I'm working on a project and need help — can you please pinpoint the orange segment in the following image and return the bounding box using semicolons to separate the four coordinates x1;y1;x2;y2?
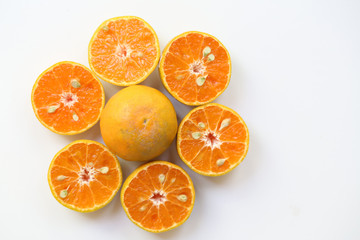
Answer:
53;151;80;172
88;16;160;86
67;142;87;166
50;166;78;188
163;168;191;192
89;180;114;205
124;188;150;208
177;75;198;103
127;200;153;222
72;184;95;209
95;168;121;190
121;161;195;233
179;116;202;140
137;170;156;191
160;31;231;105
146;164;170;190
128;177;154;197
186;33;205;60
177;103;249;176
210;148;230;173
190;146;212;172
31;61;105;135
48;140;122;212
167;188;194;208
164;201;189;223
178;140;205;160
220;122;248;142
167;37;194;64
221;142;247;165
159;204;174;229
204;105;224;131
141;206;163;231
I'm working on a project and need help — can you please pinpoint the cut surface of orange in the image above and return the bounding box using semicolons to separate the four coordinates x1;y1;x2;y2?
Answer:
88;16;160;86
121;161;195;233
31;61;105;135
177;103;249;176
48;140;122;212
159;31;231;105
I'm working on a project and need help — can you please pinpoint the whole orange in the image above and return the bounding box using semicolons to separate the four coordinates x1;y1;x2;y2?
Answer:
100;85;178;161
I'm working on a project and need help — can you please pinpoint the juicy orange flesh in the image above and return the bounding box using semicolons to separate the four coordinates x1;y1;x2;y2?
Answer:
49;142;120;209
123;163;193;231
163;33;230;103
179;105;248;174
33;63;103;133
90;18;158;83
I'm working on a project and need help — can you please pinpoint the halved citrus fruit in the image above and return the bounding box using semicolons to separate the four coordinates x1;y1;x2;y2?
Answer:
159;31;231;105
31;61;105;135
177;103;249;176
48;140;122;212
88;16;160;86
121;161;195;233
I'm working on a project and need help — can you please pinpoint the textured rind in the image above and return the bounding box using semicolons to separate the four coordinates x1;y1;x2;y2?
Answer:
48;140;122;212
31;61;105;135
177;103;249;176
88;16;161;86
120;161;195;233
100;85;178;161
159;31;232;106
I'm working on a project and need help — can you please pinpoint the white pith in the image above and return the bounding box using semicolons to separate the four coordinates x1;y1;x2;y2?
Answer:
115;44;133;59
77;165;97;186
200;130;222;150
189;60;206;75
149;190;167;206
60;92;78;108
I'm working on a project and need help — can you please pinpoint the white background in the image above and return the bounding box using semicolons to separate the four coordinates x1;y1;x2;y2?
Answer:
1;0;359;239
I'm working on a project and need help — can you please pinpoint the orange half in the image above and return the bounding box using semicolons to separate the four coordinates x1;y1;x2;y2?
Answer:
159;31;231;105
121;161;195;233
48;140;122;212
31;61;105;135
88;16;160;86
177;103;249;176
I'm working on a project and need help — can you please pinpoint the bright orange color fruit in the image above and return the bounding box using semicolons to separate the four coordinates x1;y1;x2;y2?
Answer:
88;16;160;86
159;31;231;105
100;85;178;161
121;161;195;233
31;61;105;135
48;140;122;212
177;103;249;176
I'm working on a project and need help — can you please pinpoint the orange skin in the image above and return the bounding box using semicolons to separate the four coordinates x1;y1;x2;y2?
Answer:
100;85;178;161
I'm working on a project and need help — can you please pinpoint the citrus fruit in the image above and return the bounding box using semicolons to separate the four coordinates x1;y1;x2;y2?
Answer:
177;103;249;176
100;85;177;161
121;161;195;232
31;61;105;135
48;140;122;212
88;16;160;86
159;31;231;105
